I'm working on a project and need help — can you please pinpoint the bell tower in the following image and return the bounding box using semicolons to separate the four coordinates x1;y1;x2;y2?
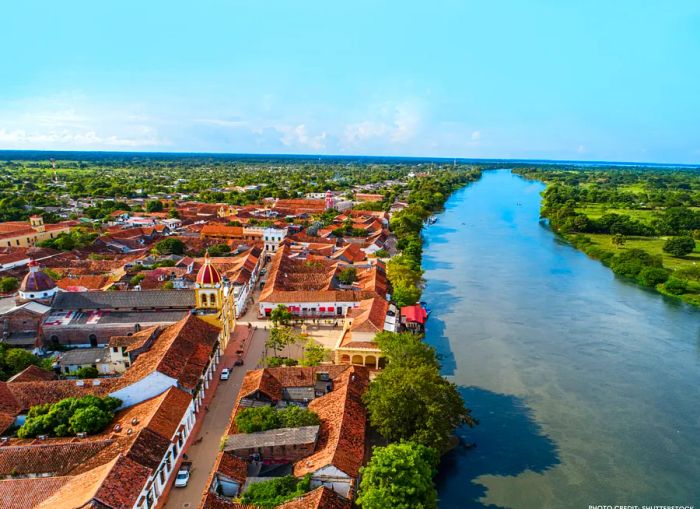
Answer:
195;251;223;310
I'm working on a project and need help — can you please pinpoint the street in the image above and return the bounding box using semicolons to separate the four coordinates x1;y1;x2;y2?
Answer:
163;323;267;509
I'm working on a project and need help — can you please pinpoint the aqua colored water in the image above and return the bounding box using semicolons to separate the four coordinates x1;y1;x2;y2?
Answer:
423;170;700;508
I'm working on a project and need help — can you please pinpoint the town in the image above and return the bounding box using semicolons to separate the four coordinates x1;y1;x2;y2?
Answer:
0;157;479;509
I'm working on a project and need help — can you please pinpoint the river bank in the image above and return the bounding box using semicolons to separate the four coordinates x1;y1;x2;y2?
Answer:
422;169;700;508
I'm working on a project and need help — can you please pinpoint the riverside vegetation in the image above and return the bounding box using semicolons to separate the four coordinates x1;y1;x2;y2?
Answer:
514;165;700;306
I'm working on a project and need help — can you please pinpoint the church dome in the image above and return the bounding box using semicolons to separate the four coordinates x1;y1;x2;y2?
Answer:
196;251;222;286
20;260;57;296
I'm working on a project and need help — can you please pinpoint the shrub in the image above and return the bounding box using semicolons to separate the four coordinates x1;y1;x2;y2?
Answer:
664;277;689;295
241;475;312;508
74;366;99;379
337;266;357;285
662;236;696;257
638;267;670;287
0;277;19;293
235;406;319;433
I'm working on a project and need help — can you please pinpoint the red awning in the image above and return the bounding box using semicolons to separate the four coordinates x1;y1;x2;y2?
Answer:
327;306;335;311
401;304;428;324
319;307;326;311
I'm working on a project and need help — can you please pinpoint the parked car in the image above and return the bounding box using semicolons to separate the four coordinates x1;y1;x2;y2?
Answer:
234;358;244;366
174;462;192;488
220;368;230;380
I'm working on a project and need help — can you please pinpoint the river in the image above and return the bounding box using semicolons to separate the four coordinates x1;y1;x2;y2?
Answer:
423;169;700;508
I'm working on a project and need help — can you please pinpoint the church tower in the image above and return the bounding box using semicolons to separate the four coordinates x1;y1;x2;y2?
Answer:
195;251;223;310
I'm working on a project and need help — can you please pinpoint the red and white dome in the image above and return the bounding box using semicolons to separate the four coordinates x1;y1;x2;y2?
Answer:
196;251;222;286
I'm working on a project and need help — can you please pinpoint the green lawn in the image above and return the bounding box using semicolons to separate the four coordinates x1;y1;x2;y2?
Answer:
585;233;700;270
575;205;657;224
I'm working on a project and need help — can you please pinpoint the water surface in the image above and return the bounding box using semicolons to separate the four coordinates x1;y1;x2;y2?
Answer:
424;170;700;508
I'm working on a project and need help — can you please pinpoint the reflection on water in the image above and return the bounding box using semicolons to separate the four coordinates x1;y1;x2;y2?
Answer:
423;170;700;508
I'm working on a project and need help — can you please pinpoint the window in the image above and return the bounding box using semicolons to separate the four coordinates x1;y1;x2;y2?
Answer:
112;347;119;353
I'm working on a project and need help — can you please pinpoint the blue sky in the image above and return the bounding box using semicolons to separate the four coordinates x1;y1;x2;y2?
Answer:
1;1;699;163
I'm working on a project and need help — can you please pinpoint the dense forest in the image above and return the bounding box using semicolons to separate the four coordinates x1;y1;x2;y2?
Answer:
514;166;700;306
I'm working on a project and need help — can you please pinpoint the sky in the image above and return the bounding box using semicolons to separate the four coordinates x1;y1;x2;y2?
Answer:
1;1;699;164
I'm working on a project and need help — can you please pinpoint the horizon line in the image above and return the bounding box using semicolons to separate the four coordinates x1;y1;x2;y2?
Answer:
0;148;698;169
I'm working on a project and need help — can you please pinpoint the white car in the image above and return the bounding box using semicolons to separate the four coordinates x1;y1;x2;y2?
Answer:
220;368;230;380
174;462;191;487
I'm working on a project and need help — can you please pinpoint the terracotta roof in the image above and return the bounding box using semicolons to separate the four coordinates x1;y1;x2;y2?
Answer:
116;313;220;390
201;224;244;238
279;487;351;509
56;275;112;291
0;440;113;477
6;365;56;383
34;454;151;509
293;366;368;479
108;325;160;351
0;477;71;509
2;379;117;414
347;297;388;333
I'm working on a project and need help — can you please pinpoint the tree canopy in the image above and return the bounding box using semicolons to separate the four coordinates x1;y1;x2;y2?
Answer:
17;395;122;438
357;442;439;509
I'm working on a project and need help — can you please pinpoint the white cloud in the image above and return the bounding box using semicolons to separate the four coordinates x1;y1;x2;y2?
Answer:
342;101;422;149
0;128;163;148
278;124;327;151
577;144;587;154
471;130;481;141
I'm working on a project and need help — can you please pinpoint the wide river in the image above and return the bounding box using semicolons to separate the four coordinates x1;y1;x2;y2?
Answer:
423;170;700;508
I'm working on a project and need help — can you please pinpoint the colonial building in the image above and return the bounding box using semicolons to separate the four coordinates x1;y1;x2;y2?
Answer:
333;297;398;369
0;216;76;249
200;366;367;507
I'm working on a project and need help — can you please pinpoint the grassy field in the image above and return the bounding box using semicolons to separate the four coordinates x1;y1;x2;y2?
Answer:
584;233;700;270
575;205;657;223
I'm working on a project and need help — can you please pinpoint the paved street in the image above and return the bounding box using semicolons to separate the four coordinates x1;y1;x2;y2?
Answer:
164;324;267;509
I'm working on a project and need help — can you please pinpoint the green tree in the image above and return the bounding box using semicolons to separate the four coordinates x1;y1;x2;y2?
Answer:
74;366;99;379
154;237;185;255
129;274;145;287
392;283;421;308
208;243;231;256
270;305;293;327
638;266;670;287
279;406;320;428
337;266;357;285
4;349;40;373
357;442;438;509
241;475;312;508
375;332;439;369
146;199;164;212
364;365;474;451
162;281;174;289
611;234;626;248
0;277;19;292
235;406;281;433
301;340;328;366
664;277;689;295
69;406;113;434
662;236;696;257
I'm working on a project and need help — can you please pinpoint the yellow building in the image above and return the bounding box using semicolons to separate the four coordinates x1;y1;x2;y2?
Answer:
333;297;398;369
0;215;75;248
194;251;237;350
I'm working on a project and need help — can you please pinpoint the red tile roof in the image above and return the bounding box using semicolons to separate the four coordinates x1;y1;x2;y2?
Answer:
6;365;56;383
116;313;220;390
293;366;368;479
